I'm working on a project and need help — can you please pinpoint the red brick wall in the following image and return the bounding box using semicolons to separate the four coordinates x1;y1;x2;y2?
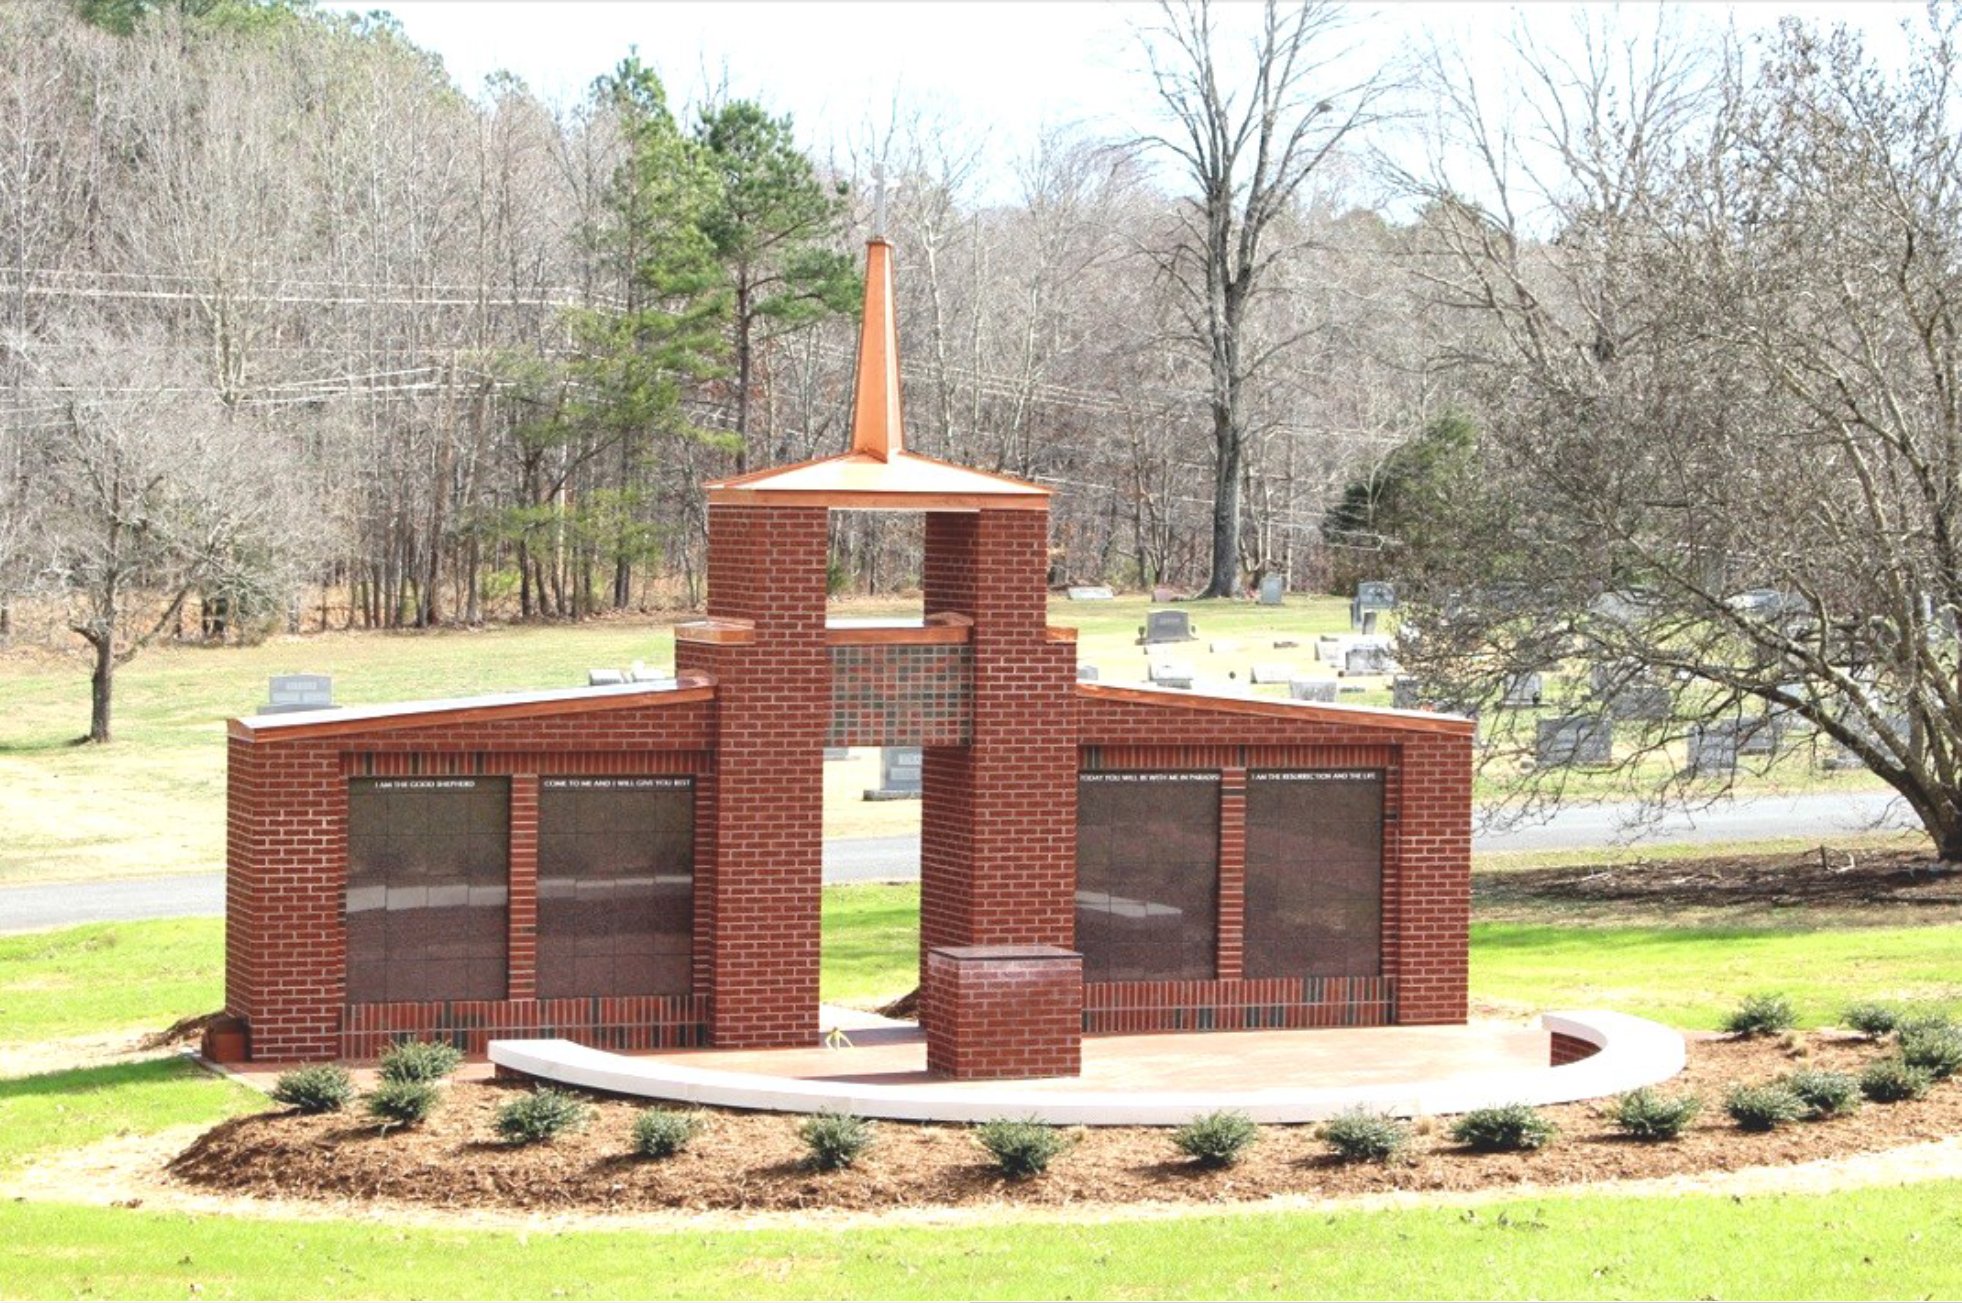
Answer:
827;644;971;747
675;504;830;1048
1076;690;1472;1028
923;945;1082;1079
224;697;717;1061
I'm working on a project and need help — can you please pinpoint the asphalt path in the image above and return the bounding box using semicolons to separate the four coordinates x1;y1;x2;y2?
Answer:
0;790;1919;934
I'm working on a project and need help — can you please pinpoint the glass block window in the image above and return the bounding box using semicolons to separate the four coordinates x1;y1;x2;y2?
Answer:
1075;771;1219;982
1244;770;1384;979
345;777;509;1004
536;776;695;998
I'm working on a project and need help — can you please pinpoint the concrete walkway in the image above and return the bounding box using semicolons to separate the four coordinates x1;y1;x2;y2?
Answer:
486;1010;1685;1125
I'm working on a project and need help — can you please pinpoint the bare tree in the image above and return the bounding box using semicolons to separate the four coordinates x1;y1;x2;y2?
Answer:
31;338;308;741
1138;0;1391;597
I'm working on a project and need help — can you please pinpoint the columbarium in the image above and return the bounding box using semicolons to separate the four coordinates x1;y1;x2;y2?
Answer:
209;224;1474;1077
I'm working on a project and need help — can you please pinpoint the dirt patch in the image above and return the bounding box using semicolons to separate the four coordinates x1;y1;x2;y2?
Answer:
167;1034;1962;1215
1475;846;1962;925
0;1028;185;1079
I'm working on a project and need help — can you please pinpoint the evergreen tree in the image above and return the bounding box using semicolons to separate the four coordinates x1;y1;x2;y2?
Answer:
696;100;857;469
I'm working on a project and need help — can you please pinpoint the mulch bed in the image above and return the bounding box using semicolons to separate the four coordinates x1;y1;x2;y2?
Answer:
1475;847;1962;918
170;1033;1962;1214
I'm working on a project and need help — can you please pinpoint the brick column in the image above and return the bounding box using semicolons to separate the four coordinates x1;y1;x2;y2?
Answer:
506;774;539;1001
1393;734;1472;1024
919;509;1076;970
1216;767;1246;981
923;945;1082;1079
675;503;829;1048
223;736;345;1060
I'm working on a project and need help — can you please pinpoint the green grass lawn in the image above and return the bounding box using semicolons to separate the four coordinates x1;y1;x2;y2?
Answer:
4;903;1962;1300
2;1182;1958;1300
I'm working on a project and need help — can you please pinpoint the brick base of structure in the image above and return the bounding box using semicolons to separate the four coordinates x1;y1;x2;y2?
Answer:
923;945;1083;1079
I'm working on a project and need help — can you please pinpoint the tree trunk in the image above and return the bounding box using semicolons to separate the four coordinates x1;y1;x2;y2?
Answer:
87;634;113;744
1202;399;1243;597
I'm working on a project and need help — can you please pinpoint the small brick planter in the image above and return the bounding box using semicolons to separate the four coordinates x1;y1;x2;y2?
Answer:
923;944;1083;1080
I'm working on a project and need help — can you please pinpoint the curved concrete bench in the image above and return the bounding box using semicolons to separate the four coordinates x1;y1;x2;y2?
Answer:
489;1011;1684;1126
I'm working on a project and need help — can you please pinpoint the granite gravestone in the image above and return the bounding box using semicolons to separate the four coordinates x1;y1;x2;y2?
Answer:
1067;585;1115;601
1258;574;1286;606
864;746;923;800
1076;663;1100;682
587;668;626;686
1351;581;1396;630
1250;663;1293;684
1392;676;1422;710
1535;716;1613;767
1139;610;1195;645
1343;645;1399;676
1148;659;1195;689
1289;679;1338;703
1500;673;1543;708
264;674;333;714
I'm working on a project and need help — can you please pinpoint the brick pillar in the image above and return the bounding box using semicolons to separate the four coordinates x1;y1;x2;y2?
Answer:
506;774;539;1001
675;503;829;1048
923;945;1082;1079
224;735;345;1060
1216;767;1246;981
1393;734;1472;1024
919;508;1075;973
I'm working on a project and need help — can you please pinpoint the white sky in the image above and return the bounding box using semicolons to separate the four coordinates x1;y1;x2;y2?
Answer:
319;1;1929;203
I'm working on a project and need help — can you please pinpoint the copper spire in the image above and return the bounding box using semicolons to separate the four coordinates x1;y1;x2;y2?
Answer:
848;171;903;461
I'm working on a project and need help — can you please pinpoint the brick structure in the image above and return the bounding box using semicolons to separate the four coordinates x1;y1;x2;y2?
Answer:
212;229;1473;1073
923;946;1083;1079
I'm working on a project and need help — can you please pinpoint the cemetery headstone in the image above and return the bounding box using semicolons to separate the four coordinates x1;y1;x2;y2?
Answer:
1392;676;1422;710
1343;645;1399;676
864;746;923;800
587;668;626;686
1209;639;1241;654
824;747;851;761
1500;673;1543;708
1289;679;1338;703
1250;663;1293;684
1316;636;1350;662
1536;716;1613;767
1258;574;1286;606
1076;663;1100;682
1147;660;1195;689
264;674;333;715
1138;609;1195;645
1067;585;1115;601
1361;610;1380;635
1351;580;1397;630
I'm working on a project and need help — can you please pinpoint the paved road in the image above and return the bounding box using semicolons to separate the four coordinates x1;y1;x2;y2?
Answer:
0;791;1920;934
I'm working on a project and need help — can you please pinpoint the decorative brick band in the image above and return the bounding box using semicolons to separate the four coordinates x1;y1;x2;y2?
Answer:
828;643;972;747
1082;976;1398;1034
341;995;710;1059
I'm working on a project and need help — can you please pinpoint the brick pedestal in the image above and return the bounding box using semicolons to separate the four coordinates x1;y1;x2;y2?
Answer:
923;944;1083;1079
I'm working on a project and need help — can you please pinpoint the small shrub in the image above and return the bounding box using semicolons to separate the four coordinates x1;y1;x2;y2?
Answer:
1448;1103;1557;1153
973;1118;1072;1178
1724;1083;1806;1132
1861;1056;1935;1103
1841;1001;1903;1040
494;1087;591;1145
631;1109;704;1160
1724;993;1798;1037
269;1064;355;1115
1898;1020;1962;1080
365;1079;439;1132
1608;1088;1702;1142
1320;1108;1409;1164
378;1039;462;1084
1172;1110;1260;1168
1783;1069;1861;1119
799;1111;875;1171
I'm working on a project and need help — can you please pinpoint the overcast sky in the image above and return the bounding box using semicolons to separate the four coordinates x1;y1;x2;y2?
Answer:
317;1;1929;203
